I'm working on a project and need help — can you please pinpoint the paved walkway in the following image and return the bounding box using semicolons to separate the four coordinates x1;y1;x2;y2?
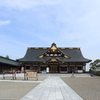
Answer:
20;77;83;100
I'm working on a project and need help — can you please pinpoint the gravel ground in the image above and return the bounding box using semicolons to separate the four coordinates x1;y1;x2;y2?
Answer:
1;75;100;100
0;77;47;100
61;77;100;100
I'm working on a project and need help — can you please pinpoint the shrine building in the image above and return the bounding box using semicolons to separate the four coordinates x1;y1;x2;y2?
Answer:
17;43;91;73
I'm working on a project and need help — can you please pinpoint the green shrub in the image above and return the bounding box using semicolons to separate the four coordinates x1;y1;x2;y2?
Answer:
91;71;100;76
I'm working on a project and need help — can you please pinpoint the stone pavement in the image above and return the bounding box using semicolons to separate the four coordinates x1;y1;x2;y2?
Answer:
20;77;83;100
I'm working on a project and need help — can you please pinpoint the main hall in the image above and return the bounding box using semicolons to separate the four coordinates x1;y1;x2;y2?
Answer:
17;43;91;73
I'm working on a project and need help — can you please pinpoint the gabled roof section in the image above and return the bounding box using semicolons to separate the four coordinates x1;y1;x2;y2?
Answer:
38;43;70;59
17;43;91;63
0;56;21;66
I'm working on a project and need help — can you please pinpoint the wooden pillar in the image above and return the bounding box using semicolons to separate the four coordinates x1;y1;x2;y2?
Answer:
58;65;60;73
38;64;40;73
23;64;27;80
59;65;61;73
0;63;2;74
30;64;33;70
75;64;78;73
83;64;86;73
68;64;70;73
21;67;24;73
77;65;78;73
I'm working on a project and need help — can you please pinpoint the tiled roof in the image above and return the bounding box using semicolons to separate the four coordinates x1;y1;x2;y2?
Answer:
0;56;21;66
17;47;91;63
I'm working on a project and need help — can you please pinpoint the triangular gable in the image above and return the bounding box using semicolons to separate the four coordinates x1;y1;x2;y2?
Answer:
38;43;70;59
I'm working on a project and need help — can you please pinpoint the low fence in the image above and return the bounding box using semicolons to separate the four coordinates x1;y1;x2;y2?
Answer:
2;70;17;80
2;70;38;81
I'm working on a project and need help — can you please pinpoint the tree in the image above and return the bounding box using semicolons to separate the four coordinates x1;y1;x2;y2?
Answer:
5;55;10;59
90;59;100;75
90;62;96;74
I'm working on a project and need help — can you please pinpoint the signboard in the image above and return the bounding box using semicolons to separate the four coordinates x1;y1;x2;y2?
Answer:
27;72;38;80
27;72;37;77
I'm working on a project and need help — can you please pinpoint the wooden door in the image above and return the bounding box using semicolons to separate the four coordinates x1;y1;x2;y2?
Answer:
50;65;58;73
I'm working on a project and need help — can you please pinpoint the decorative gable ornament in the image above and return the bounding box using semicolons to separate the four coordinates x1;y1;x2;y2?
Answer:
51;59;57;62
39;55;43;58
51;43;57;52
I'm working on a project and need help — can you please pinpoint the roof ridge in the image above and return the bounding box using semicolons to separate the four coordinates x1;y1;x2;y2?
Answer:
0;56;18;62
28;47;80;49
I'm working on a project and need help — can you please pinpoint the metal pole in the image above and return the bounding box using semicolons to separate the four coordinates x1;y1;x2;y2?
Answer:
71;67;75;77
24;66;25;80
3;71;5;80
15;71;16;80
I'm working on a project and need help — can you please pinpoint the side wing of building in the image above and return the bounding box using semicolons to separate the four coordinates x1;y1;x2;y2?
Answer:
0;56;21;73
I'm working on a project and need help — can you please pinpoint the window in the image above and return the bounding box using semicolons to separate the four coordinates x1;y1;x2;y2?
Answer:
33;66;38;71
61;66;67;71
25;66;30;69
78;66;82;70
41;66;46;71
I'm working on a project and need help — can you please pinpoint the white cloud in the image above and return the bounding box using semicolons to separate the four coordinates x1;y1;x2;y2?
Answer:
0;20;11;26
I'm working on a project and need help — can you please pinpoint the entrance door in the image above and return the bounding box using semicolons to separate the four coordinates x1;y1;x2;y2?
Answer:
50;65;58;73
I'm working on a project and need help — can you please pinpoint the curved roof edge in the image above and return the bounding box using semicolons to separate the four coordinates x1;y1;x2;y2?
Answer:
0;56;21;66
17;47;92;63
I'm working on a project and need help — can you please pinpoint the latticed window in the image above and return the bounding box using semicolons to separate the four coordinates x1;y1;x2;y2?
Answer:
61;66;67;71
78;66;83;70
25;66;30;69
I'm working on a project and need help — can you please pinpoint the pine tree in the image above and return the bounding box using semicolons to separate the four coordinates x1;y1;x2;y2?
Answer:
6;55;10;59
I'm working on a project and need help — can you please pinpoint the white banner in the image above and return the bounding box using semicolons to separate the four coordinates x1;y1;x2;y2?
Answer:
46;67;49;73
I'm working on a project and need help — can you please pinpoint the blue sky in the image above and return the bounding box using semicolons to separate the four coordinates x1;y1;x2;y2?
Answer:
0;0;100;70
